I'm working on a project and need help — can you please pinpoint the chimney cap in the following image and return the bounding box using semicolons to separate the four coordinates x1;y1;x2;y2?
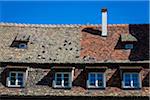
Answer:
101;8;107;12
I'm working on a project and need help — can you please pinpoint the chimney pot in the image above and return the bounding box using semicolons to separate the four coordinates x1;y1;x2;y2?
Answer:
101;8;107;12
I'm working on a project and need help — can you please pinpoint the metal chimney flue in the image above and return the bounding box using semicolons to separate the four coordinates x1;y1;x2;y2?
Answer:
101;8;107;36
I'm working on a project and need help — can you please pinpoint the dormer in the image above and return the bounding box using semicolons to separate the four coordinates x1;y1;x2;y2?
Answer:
120;34;137;49
10;33;30;49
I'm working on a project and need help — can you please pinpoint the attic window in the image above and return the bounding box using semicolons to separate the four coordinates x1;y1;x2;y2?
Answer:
18;43;27;49
10;33;30;49
7;71;26;87
87;72;106;88
53;72;72;88
122;73;141;89
125;44;133;49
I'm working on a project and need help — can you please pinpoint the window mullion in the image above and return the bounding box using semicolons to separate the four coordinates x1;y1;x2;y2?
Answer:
62;74;64;87
131;74;133;88
16;73;18;86
96;74;98;87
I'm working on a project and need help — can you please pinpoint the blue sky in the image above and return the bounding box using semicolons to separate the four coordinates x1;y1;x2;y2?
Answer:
0;1;149;24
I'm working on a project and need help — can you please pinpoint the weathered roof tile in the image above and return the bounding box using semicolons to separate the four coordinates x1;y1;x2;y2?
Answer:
0;23;149;63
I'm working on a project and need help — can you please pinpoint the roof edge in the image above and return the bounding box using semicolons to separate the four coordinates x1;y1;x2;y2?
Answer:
0;22;131;27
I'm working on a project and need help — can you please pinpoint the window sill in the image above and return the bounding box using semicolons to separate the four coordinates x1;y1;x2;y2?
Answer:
122;87;141;90
7;85;25;88
87;86;105;89
53;86;72;89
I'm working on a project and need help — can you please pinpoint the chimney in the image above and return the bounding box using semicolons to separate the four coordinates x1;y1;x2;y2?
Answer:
101;8;107;36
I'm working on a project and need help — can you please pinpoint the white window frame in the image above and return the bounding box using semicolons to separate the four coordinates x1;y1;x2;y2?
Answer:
18;43;27;49
53;72;72;88
87;72;106;88
122;72;141;89
125;44;133;49
7;71;26;87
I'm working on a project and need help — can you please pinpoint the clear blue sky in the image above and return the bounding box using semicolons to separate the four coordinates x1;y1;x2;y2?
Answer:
0;1;149;24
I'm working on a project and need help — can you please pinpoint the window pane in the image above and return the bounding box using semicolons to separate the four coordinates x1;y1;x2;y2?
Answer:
132;74;139;79
10;73;16;85
90;74;95;78
17;73;24;86
10;80;16;85
56;74;61;78
125;44;133;49
11;73;16;77
18;73;23;77
132;74;139;87
56;77;61;85
97;74;102;79
124;74;131;86
98;81;103;86
18;81;23;86
89;74;96;86
18;78;23;86
97;74;103;87
64;77;69;86
64;74;69;78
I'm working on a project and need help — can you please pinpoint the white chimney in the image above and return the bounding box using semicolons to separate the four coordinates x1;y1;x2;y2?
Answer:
101;8;107;36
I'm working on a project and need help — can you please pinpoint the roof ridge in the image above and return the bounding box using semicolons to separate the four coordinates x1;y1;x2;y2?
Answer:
0;22;130;27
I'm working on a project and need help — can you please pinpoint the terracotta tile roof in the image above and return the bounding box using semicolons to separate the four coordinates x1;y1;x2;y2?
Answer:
0;23;149;63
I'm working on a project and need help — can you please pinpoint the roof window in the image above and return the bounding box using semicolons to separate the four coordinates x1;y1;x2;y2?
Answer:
10;33;30;49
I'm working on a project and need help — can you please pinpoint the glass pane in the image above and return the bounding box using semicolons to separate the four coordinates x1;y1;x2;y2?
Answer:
18;78;23;86
56;77;61;85
132;74;139;87
98;81;103;86
133;81;139;88
64;74;69;78
89;74;96;86
132;74;139;79
97;74;103;87
18;81;23;86
56;74;61;78
97;74;103;81
11;73;16;77
64;77;69;86
18;73;23;77
124;74;131;86
10;80;16;85
90;74;95;78
97;74;102;77
10;73;16;85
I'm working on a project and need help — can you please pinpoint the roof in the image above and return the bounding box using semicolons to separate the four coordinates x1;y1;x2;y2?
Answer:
0;23;149;64
120;34;137;42
15;33;30;42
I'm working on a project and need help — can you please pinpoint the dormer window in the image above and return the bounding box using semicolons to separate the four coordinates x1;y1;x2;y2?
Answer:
51;66;73;89
122;73;141;89
53;72;72;88
125;44;133;49
7;71;25;87
87;72;106;88
117;34;137;50
18;43;27;49
120;66;142;89
10;33;30;49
